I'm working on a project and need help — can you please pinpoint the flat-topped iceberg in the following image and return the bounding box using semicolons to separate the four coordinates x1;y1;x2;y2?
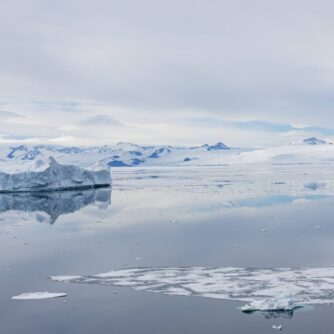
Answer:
0;156;111;192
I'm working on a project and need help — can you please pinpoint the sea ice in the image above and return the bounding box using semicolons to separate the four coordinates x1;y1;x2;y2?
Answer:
272;325;283;330
241;294;299;312
12;292;67;300
50;266;334;310
50;275;82;282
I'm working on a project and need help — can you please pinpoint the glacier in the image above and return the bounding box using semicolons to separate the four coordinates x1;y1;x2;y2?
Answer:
0;156;111;192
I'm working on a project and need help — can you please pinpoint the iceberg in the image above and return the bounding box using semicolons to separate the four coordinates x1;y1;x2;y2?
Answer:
0;156;111;192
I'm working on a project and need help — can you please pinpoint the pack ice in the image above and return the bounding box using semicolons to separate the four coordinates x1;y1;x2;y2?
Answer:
0;156;111;192
51;266;334;312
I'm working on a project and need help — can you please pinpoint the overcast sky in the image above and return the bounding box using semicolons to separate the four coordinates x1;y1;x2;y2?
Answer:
1;0;334;147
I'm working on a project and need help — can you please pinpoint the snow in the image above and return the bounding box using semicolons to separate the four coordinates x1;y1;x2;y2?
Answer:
0;138;334;171
222;143;334;165
50;266;334;310
0;137;333;168
0;156;111;192
12;292;67;300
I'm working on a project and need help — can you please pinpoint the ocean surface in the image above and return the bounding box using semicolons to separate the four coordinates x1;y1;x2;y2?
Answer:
1;165;334;333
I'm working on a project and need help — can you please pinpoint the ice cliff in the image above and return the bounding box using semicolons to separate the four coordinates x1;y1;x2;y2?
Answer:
0;156;111;192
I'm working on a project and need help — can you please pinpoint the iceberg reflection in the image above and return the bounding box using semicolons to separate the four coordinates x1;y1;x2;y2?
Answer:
0;187;111;224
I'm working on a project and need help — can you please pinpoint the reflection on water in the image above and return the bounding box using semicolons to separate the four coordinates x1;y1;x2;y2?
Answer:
260;310;294;319
0;187;111;224
2;166;334;334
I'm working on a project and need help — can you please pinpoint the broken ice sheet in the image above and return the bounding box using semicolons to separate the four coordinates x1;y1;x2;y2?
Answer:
50;266;334;312
241;294;300;312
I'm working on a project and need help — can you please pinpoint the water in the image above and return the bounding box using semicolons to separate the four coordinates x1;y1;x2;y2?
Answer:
1;165;334;333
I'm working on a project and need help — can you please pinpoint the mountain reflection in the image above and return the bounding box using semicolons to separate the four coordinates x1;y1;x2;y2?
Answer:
0;188;111;224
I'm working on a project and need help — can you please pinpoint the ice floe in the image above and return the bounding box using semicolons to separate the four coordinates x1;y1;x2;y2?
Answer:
12;292;67;300
272;325;283;330
241;294;299;312
50;266;334;311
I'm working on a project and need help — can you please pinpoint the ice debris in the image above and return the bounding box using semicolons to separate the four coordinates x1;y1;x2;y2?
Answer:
272;325;283;331
12;292;67;300
50;266;334;311
241;294;299;312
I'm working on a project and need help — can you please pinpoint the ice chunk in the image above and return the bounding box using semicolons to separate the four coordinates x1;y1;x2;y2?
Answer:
12;292;67;300
0;156;111;192
241;294;299;312
50;276;82;282
272;325;283;331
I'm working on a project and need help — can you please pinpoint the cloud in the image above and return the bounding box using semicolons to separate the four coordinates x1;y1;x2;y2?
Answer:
80;115;124;127
0;110;23;120
0;0;334;145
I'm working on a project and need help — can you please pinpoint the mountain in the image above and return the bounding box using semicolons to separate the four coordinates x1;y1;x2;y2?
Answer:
223;138;334;164
1;138;334;167
0;141;232;167
302;137;329;145
205;142;229;151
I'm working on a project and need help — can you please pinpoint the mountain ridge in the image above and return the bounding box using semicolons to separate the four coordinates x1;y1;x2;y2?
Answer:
0;138;333;167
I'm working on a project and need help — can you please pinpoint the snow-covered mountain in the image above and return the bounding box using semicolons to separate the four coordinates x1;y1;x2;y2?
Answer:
302;137;330;145
0;138;334;167
0;141;232;167
218;137;334;165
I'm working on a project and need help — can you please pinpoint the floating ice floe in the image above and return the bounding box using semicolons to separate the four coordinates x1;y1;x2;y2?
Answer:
241;294;299;312
272;325;283;331
0;156;111;192
12;292;67;300
50;266;334;311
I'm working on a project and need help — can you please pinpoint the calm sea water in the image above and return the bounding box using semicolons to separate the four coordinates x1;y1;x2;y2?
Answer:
1;165;334;333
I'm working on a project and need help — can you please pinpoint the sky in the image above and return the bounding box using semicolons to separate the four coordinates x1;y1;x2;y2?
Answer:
1;0;334;147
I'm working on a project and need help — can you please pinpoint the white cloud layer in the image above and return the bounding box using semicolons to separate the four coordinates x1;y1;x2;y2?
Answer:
1;0;334;146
